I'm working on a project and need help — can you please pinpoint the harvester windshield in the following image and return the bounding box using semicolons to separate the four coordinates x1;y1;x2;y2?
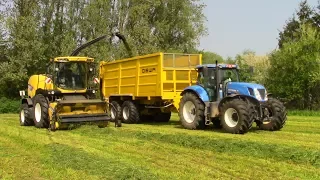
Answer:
55;62;87;90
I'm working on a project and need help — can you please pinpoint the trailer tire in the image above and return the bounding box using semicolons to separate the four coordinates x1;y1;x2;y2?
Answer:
121;101;140;124
19;103;34;126
220;98;252;134
33;94;50;128
110;101;122;127
179;92;205;130
258;98;287;131
154;112;171;122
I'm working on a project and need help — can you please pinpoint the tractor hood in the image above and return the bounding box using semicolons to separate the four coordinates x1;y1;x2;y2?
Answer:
226;82;267;101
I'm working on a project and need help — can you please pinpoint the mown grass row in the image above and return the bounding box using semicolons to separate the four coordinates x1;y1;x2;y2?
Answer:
0;114;319;179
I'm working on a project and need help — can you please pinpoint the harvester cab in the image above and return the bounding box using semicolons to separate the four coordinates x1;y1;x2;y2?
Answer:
179;61;287;134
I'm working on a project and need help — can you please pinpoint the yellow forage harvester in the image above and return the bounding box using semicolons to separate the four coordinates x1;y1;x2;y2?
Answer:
18;34;126;130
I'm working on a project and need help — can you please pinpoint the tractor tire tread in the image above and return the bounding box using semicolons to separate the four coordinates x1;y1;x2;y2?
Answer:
220;98;252;134
259;98;287;131
179;92;205;130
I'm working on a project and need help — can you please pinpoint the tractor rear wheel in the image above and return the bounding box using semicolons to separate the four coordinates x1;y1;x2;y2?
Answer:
258;98;287;131
109;101;122;127
19;103;34;126
179;92;205;130
33;94;50;128
121;101;140;124
220;98;252;134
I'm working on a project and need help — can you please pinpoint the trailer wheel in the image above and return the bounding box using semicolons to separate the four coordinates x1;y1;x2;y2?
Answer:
179;92;205;130
154;112;171;122
121;101;140;124
19;103;34;126
33;94;50;128
258;98;287;131
110;101;122;127
220;98;252;134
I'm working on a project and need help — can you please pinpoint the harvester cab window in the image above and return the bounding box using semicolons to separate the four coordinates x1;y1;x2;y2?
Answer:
56;62;86;89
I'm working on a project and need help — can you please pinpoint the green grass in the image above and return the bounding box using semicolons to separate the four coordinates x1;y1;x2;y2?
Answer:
287;110;320;116
0;114;319;179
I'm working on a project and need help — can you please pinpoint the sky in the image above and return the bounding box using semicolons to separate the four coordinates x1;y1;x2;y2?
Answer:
198;0;319;58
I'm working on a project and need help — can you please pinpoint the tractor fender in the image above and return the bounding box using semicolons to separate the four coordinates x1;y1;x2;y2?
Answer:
181;85;209;102
21;98;33;106
218;94;260;109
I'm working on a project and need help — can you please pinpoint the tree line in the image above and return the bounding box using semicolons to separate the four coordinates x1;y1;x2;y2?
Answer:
0;0;207;98
1;0;320;110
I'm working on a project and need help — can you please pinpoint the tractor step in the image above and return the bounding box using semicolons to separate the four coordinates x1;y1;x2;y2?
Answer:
58;113;111;123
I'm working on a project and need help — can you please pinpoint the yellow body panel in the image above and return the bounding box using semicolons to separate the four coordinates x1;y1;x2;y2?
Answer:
28;74;53;98
100;52;202;111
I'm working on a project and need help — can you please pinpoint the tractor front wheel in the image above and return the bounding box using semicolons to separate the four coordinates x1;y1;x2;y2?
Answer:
220;98;253;134
33;94;50;128
258;98;287;131
179;92;205;130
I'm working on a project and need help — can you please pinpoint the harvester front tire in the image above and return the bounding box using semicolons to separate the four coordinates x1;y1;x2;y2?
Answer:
179;92;205;130
19;103;34;126
33;94;50;128
154;112;171;122
258;98;287;131
121;101;140;124
220;98;252;134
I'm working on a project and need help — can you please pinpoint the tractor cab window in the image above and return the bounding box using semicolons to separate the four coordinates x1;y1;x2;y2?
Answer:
197;68;217;89
220;69;239;83
55;62;86;90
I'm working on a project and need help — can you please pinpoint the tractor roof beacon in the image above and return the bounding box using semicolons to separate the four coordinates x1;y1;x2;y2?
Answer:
178;61;287;134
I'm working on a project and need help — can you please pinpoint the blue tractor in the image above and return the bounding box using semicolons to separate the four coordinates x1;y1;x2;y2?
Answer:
178;62;287;134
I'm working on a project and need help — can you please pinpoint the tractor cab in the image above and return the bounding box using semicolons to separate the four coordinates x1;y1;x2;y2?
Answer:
195;64;240;101
195;63;267;102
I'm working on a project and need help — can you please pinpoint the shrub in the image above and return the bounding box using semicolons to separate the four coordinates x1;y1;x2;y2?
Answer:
0;97;20;114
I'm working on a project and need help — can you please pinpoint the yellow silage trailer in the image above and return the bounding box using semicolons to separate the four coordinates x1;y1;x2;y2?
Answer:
99;52;202;123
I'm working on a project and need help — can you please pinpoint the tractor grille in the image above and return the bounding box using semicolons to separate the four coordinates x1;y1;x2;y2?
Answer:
258;89;266;99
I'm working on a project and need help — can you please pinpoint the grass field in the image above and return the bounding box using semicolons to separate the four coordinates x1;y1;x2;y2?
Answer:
0;114;319;180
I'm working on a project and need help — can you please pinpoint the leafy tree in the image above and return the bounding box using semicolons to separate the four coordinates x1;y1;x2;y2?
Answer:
0;0;208;98
200;51;224;64
278;0;315;48
266;23;320;109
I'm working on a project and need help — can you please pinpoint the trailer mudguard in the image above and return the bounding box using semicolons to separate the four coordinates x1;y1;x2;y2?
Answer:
181;85;209;102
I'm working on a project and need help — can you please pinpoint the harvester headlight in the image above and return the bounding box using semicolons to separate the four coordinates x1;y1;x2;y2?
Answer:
253;88;262;101
92;90;96;94
51;91;55;95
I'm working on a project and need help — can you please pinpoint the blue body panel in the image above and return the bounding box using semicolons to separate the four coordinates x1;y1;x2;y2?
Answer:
227;82;267;101
184;85;209;102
